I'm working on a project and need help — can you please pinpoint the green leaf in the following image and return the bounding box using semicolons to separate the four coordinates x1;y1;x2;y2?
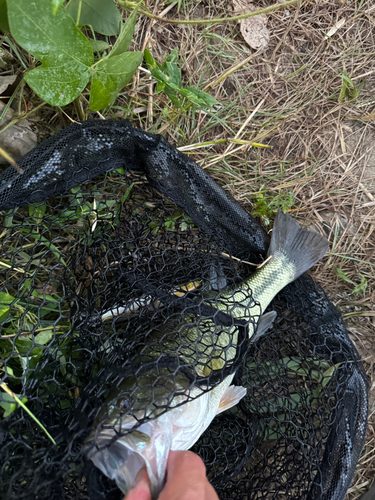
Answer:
156;80;165;93
14;338;32;355
339;71;364;102
163;48;182;88
321;362;342;388
335;266;354;285
22;229;67;266
164;86;182;108
89;51;143;111
144;48;157;70
0;393;28;418
145;48;219;110
0;292;16;318
0;0;9;31
52;0;65;15
179;87;220;109
89;39;110;52
29;203;47;223
121;182;134;204
25;66;91;106
152;67;179;89
66;0;122;36
0;292;16;307
57;351;67;375
34;330;54;346
110;7;138;57
7;0;93;106
146;49;181;91
352;275;367;296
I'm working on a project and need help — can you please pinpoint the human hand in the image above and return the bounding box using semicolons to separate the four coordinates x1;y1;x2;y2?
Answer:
124;450;219;500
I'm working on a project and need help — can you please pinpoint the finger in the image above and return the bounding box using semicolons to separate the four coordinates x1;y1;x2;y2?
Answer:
124;467;151;500
159;451;219;500
205;480;220;500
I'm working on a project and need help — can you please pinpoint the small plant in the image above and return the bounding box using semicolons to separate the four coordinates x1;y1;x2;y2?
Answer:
0;0;220;113
144;48;220;110
338;71;365;102
334;267;367;297
251;191;294;226
1;0;142;111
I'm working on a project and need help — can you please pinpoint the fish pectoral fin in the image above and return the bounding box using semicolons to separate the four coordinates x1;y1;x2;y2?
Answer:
217;385;247;415
251;311;277;343
209;262;227;291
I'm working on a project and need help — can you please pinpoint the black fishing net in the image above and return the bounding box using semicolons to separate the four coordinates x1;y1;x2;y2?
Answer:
0;120;368;500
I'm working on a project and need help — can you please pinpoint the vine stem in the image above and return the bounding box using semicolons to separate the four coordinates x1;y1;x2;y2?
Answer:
119;0;301;25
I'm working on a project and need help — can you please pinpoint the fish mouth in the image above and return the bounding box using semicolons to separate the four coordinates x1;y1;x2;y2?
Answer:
86;419;173;499
87;434;146;495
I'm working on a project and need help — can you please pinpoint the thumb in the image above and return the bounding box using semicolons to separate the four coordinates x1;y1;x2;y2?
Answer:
124;467;151;500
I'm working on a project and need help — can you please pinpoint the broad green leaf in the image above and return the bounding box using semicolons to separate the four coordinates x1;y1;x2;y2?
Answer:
89;39;110;52
66;0;122;36
0;292;16;318
0;292;16;306
7;0;94;106
28;351;43;370
179;87;220;109
110;7;138;57
14;338;33;355
321;363;342;388
0;393;28;418
1;365;14;376
52;0;65;15
0;0;9;31
34;330;54;346
89;51;142;111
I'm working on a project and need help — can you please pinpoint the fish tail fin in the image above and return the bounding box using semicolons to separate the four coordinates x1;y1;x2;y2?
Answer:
268;210;329;280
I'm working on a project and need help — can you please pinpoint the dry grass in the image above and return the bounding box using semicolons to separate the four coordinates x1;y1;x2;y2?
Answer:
127;1;375;497
1;0;375;497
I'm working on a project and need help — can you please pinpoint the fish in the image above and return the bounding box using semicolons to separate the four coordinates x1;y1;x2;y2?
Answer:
85;210;329;498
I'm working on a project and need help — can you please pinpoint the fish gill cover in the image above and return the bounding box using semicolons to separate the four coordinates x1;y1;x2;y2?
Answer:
0;120;368;500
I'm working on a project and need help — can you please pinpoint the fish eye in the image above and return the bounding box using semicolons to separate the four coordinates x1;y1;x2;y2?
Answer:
122;400;130;410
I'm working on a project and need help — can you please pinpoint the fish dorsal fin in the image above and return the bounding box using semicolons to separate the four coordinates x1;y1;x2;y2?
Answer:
251;311;277;343
217;385;247;415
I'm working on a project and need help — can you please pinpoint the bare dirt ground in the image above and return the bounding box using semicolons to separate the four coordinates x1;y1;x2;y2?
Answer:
1;0;374;497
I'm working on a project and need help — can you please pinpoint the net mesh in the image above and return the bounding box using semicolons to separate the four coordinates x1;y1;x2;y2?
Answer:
0;120;368;500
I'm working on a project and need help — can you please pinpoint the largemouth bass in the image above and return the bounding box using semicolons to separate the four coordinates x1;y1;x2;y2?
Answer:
86;210;329;498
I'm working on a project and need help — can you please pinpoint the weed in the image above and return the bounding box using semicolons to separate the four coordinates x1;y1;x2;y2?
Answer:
251;191;295;226
334;267;368;297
